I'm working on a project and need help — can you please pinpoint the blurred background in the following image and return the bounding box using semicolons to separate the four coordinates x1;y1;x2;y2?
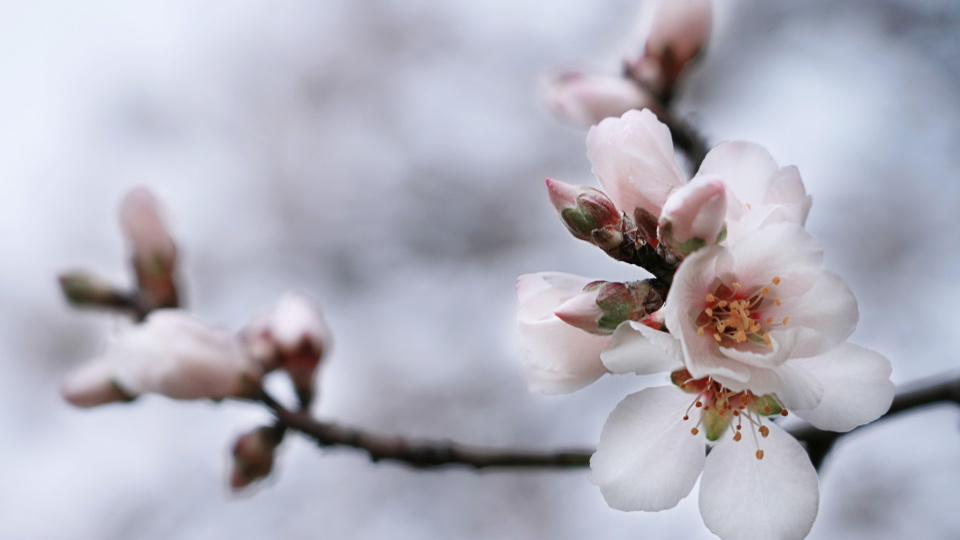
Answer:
1;0;959;538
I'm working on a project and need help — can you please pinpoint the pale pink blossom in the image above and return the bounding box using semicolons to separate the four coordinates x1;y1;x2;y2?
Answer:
119;187;179;308
516;272;611;394
659;175;727;255
586;109;686;220
62;310;261;405
544;71;655;128
695;141;812;243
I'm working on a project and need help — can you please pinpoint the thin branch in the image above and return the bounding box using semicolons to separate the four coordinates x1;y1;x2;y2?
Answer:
260;374;960;471
660;111;708;169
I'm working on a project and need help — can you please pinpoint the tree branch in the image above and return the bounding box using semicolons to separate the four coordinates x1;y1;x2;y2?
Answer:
259;374;960;471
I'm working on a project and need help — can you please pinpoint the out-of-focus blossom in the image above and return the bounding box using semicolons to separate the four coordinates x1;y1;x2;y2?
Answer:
628;0;713;97
546;178;624;251
516;272;611;394
586;109;686;222
230;425;284;491
658;175;727;257
62;310;262;407
241;292;329;406
543;71;656;129
119;187;180;310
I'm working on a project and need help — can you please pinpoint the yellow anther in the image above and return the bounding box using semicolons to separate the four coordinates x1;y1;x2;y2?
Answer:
697;327;704;336
706;293;716;302
761;286;770;295
705;308;714;317
691;427;699;436
756;450;764;460
766;342;773;349
732;282;742;290
775;299;782;306
718;300;728;308
713;333;722;342
734;330;747;343
745;203;752;209
772;276;781;285
733;432;742;442
782;317;790;325
759;426;770;438
766;317;774;324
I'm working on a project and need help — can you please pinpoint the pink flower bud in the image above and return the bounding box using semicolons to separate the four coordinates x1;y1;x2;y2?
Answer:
61;359;133;408
628;0;712;95
659;175;727;255
545;179;623;250
544;71;656;129
555;281;662;335
230;425;284;491
119;187;179;310
241;293;329;407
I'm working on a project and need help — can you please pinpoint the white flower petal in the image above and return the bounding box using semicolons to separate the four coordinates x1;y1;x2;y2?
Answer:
697;141;778;207
518;317;611;394
714;223;823;298
517;272;609;393
587;109;685;217
61;358;130;407
699;421;819;540
590;386;706;511
601;321;684;375
791;343;894;432
773;271;858;358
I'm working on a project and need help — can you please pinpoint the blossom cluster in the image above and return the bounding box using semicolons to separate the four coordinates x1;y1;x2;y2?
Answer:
517;110;894;540
59;188;331;491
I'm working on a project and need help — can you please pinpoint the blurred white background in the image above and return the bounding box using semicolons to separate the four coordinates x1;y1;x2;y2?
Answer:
1;0;959;538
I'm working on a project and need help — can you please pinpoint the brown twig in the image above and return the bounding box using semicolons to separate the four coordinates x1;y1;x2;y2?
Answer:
259;375;960;471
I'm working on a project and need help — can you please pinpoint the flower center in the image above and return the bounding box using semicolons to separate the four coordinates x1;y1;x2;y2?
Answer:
695;276;790;349
672;369;788;460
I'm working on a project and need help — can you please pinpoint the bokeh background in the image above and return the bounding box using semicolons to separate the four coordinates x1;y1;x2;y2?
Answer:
2;0;959;538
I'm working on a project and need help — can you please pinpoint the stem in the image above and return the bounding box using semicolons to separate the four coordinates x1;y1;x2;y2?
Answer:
260;374;960;471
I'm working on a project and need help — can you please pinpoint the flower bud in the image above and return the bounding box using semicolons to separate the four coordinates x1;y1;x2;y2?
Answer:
230;425;284;491
659;175;726;256
59;271;130;310
543;71;656;129
546;179;624;251
627;0;712;96
61;359;134;408
555;280;663;335
241;292;329;408
119;187;179;310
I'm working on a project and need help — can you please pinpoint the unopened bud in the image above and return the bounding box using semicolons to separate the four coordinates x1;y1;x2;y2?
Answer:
543;71;656;129
230;425;284;491
627;0;712;96
59;271;131;310
546;179;624;251
659;175;726;257
61;359;135;408
119;187;179;310
242;292;329;408
555;280;662;335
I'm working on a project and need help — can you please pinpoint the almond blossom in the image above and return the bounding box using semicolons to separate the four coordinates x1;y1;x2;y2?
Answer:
543;71;656;129
591;223;894;540
62;310;262;406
